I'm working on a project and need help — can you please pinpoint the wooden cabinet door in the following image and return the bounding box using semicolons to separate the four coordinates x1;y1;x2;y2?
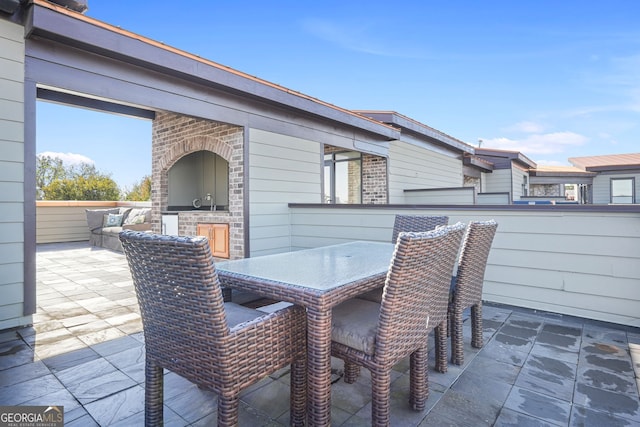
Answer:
197;223;229;259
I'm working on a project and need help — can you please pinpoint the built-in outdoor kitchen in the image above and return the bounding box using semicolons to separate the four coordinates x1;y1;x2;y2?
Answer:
152;111;245;259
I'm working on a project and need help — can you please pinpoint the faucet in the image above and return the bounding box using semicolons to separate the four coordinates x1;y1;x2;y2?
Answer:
207;193;215;211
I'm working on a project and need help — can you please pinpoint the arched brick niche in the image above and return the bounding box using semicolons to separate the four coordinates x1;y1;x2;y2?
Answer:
151;111;245;259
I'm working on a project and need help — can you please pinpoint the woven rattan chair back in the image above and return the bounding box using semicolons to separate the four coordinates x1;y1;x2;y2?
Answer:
332;223;465;426
119;231;307;427
450;220;498;366
121;232;230;379
378;222;465;363
391;214;449;243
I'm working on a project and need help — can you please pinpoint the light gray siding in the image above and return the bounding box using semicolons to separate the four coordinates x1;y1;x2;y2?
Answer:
248;129;321;256
592;172;640;204
482;169;511;196
388;140;462;203
0;19;27;330
511;166;529;200
288;205;640;327
404;187;475;204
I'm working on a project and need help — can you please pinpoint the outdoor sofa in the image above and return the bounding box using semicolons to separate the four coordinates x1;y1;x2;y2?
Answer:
85;207;151;252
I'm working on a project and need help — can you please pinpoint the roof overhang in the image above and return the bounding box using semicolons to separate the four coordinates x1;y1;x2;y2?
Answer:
463;154;494;172
354;111;474;155
583;164;640;172
474;148;537;169
24;0;400;141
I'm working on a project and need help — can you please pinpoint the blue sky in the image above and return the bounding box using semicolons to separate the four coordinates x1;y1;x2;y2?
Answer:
37;1;640;189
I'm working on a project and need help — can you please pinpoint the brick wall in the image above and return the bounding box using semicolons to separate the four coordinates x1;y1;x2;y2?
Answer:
464;175;480;195
362;154;387;204
152;111;245;259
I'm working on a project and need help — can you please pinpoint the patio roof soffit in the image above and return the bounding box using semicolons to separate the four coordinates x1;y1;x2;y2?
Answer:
354;110;475;155
24;0;401;141
463;154;494;172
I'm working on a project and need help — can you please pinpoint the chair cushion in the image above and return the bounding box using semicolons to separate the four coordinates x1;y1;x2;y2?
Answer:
224;302;266;328
332;298;380;355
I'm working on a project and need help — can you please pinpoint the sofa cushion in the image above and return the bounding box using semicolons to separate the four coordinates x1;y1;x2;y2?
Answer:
103;213;124;227
118;207;133;223
122;223;152;231
123;208;151;225
86;208;119;232
102;226;123;235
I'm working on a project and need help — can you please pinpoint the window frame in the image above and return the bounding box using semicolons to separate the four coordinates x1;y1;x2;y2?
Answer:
610;177;635;204
323;151;362;204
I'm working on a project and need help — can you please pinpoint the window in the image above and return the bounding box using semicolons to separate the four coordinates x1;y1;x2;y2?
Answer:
324;151;362;204
521;175;528;197
611;178;635;204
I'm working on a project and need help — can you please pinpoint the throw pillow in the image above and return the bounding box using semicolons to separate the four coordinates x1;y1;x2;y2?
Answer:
103;213;124;227
123;208;150;225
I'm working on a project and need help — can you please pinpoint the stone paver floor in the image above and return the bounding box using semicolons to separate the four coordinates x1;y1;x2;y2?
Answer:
0;241;639;425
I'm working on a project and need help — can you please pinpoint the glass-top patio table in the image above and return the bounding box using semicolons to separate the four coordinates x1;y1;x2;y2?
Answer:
216;241;395;426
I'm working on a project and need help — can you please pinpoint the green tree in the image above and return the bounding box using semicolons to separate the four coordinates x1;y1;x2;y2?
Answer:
36;155;66;198
124;175;151;201
37;155;120;200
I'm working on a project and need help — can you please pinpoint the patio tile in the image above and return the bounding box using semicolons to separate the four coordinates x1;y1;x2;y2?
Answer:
90;334;142;357
65;414;100;427
530;341;579;365
77;327;126;347
494;407;557;427
241;376;293;421
421;388;503;426
576;363;637;396
61;313;100;328
105;345;146;383
536;330;582;353
570;404;639;427
477;339;528;367
573;383;640;423
35;336;88;359
0;360;50;387
55;357;136;404
460;353;521;384
64;406;95;425
0;339;36;370
515;358;576;402
0;374;65;406
21;387;82;413
328;373;372;415
165;383;217;424
83;384;145;425
502;386;570;426
450;370;512;407
41;346;101;373
110;405;186;427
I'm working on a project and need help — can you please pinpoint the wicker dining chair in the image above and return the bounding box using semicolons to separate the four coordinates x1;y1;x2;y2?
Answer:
390;214;449;244
331;223;465;426
119;231;307;427
449;220;498;366
359;214;449;304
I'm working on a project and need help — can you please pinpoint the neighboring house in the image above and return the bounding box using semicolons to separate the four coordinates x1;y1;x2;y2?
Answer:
569;153;640;204
528;165;596;204
474;148;537;203
0;1;481;329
